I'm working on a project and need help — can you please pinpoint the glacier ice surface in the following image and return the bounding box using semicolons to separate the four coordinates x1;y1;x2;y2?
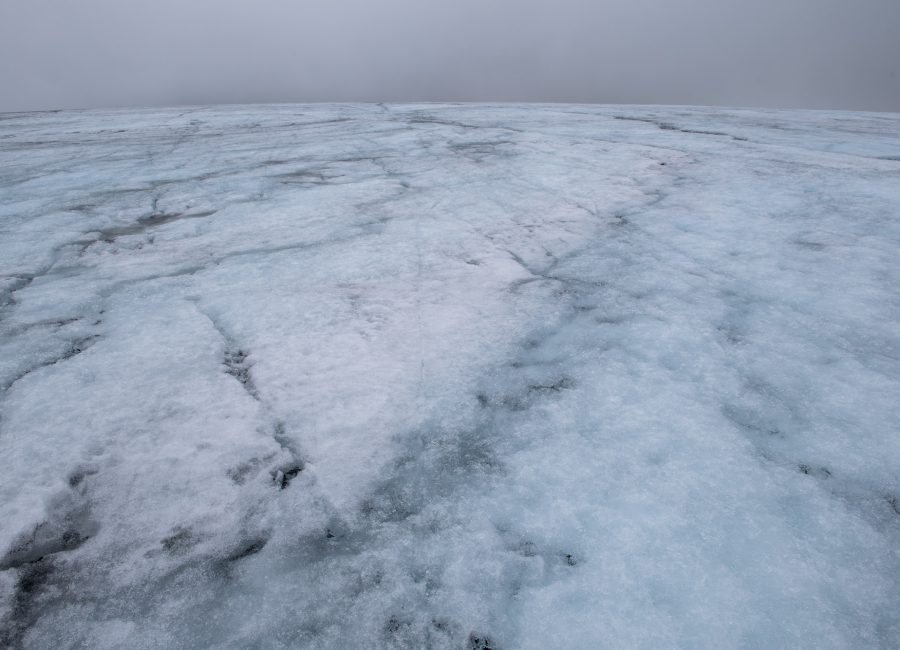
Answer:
1;103;900;648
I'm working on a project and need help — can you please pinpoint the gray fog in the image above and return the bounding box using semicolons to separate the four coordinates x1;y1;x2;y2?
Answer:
1;0;899;113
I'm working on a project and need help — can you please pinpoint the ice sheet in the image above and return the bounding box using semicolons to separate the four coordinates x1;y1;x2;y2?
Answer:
1;104;899;648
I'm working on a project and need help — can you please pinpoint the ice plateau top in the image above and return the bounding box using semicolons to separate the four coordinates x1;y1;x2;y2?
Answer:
1;104;900;649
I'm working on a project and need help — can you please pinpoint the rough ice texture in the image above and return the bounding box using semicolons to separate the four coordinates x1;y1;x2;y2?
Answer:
1;103;899;649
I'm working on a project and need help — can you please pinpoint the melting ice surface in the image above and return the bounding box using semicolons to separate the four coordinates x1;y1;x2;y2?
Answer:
1;104;900;649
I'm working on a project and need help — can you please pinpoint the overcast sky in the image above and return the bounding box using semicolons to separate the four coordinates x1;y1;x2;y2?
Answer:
1;0;899;113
